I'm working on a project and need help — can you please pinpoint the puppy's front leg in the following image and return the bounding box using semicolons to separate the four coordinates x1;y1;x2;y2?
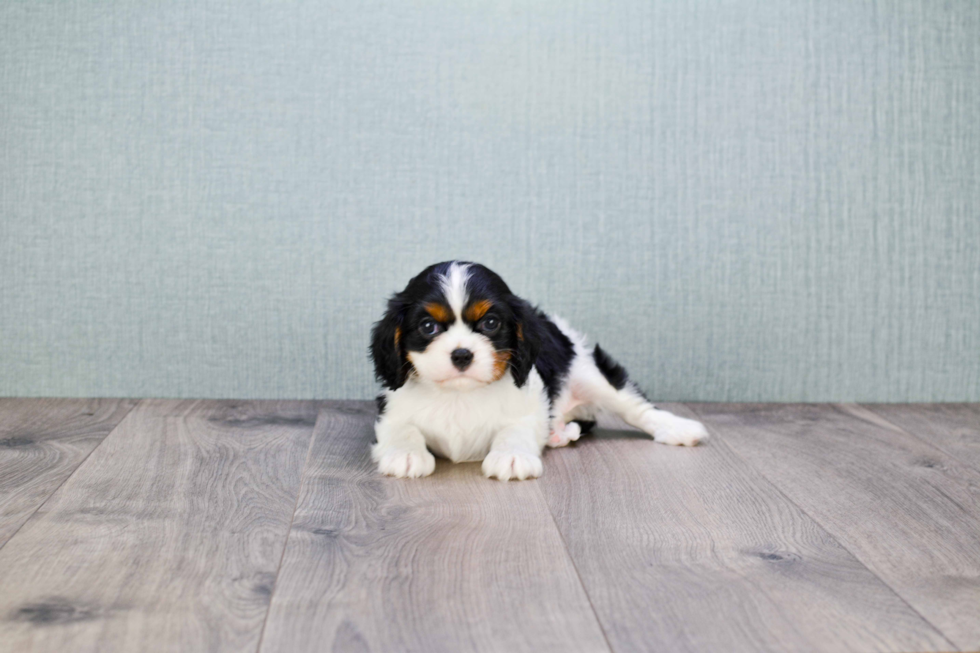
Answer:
482;424;544;481
372;418;436;478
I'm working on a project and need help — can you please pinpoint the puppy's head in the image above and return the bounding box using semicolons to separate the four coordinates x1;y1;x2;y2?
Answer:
370;261;540;391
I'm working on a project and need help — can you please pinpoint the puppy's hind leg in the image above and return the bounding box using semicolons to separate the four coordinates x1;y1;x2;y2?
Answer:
582;345;708;446
546;403;596;448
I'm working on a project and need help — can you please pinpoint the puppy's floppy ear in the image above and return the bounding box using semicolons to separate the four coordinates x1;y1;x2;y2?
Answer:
506;296;542;388
369;294;410;390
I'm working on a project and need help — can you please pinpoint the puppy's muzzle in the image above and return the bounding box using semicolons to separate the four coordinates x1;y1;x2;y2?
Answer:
450;348;474;371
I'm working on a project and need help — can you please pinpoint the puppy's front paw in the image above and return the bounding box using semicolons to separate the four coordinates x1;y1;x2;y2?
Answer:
650;415;709;446
375;448;436;478
482;449;543;481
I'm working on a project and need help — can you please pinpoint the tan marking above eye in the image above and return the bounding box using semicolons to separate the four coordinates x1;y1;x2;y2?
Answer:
464;300;493;322
424;303;451;323
394;327;401;348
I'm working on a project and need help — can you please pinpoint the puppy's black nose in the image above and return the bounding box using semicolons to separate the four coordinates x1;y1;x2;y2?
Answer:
450;348;474;371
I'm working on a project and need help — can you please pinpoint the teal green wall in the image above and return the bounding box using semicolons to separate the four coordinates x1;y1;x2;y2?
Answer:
2;1;978;401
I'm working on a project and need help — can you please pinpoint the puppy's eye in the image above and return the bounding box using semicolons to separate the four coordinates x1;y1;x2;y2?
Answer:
478;316;500;334
419;318;440;336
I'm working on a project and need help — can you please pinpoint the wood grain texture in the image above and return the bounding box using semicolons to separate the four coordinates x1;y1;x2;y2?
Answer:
860;404;980;473
0;398;137;548
538;405;953;653
0;399;318;653
689;403;980;651
259;401;610;653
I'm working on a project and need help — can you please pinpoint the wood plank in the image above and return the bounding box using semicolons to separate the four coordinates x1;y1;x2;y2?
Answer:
538;405;953;653
259;401;610;653
860;404;980;473
689;402;980;651
0;398;137;548
0;399;319;653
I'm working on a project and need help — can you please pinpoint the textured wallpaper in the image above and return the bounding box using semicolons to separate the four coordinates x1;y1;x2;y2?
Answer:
1;0;978;401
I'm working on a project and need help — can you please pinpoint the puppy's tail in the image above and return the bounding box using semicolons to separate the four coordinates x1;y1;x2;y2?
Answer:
592;344;629;391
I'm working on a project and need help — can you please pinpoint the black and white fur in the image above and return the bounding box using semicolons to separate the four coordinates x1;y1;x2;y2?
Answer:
369;261;708;480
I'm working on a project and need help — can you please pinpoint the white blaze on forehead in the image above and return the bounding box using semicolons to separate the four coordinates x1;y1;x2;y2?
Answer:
439;262;471;320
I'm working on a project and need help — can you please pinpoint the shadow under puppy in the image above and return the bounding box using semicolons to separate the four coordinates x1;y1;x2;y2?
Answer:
369;261;707;480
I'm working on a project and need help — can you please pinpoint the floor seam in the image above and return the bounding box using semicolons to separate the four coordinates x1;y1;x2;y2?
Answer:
0;398;142;554
683;403;960;653
253;400;322;653
855;403;980;477
536;476;617;653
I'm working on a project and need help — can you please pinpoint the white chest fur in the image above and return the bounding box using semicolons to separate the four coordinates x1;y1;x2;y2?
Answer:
384;370;549;462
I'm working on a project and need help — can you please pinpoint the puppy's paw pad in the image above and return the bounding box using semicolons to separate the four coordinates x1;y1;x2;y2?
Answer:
483;450;543;481
547;432;567;447
653;417;709;447
547;422;582;448
376;449;436;478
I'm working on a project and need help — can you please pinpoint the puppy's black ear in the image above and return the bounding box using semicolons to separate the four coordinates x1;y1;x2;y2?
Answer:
369;294;410;390
507;296;542;388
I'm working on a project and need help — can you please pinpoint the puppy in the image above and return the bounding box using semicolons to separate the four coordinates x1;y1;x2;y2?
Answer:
369;261;708;480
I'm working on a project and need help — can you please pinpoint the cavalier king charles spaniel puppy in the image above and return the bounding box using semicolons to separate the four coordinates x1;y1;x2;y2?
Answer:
369;261;708;480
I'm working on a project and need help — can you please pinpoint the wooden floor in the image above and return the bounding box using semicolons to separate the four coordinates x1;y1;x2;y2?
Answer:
1;400;978;653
